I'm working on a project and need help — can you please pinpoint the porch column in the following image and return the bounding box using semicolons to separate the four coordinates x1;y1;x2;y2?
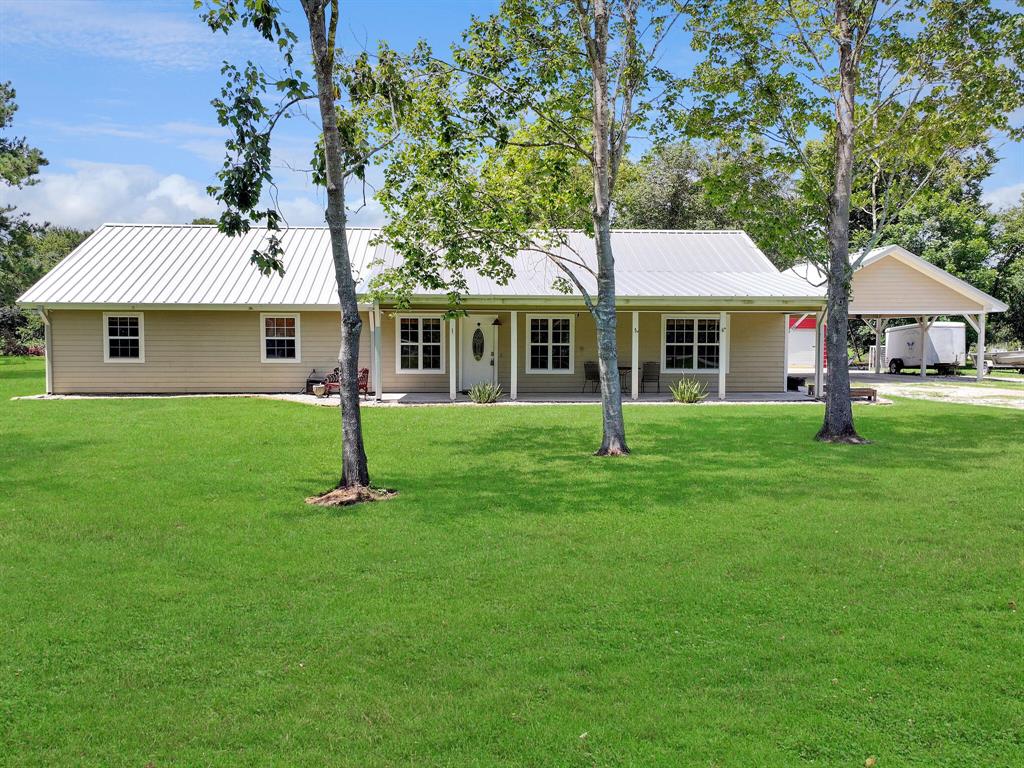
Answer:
449;318;457;400
373;303;383;401
873;319;885;374
39;308;53;395
631;310;639;400
919;316;933;378
718;311;728;400
976;312;986;381
783;314;790;391
814;309;825;397
510;311;518;400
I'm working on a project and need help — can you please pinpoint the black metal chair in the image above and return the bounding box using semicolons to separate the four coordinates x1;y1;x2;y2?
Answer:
583;361;600;392
641;361;660;393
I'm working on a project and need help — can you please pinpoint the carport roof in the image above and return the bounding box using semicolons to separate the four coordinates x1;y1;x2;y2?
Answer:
784;244;1008;314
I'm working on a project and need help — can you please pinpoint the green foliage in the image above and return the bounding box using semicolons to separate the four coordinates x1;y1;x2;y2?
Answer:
1;226;90;307
197;0;423;276
0;81;47;269
0;81;46;189
669;376;709;403
993;195;1024;344
467;381;504;404
373;0;683;307
684;0;1024;269
613;141;817;267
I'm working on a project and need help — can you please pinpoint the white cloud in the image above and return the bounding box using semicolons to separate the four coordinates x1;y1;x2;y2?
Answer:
0;160;374;229
983;182;1024;210
0;161;219;228
1;0;260;71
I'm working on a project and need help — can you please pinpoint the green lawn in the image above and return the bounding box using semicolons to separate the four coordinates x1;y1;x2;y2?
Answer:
2;356;1022;767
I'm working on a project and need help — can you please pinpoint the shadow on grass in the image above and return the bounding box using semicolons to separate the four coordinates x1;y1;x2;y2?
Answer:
350;402;1024;522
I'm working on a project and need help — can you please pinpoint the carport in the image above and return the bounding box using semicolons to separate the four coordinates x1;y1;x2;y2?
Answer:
788;245;1008;387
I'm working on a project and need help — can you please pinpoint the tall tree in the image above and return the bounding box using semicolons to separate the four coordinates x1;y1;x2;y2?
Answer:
992;195;1024;345
200;0;420;495
686;0;1024;442
376;0;684;456
613;141;815;266
0;82;47;265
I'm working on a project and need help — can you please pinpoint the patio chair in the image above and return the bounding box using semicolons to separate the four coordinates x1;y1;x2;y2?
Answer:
641;361;660;393
320;367;371;399
583;361;600;393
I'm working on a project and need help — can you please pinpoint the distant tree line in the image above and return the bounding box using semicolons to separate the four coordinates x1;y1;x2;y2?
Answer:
0;82;89;354
612;140;1024;346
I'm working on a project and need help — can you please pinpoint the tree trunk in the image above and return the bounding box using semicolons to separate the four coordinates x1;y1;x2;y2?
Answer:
816;0;867;444
304;0;371;486
593;217;628;455
587;0;629;456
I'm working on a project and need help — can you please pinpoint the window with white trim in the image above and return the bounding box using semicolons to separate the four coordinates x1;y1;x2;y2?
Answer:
663;316;720;372
397;316;443;373
261;314;300;362
103;313;144;362
527;315;573;373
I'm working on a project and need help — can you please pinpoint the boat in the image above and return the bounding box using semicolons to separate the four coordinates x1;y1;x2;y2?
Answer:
986;349;1024;372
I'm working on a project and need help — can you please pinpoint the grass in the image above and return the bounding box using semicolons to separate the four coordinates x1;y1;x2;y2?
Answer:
2;356;1023;767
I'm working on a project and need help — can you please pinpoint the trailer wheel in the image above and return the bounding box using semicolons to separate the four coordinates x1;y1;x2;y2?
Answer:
889;359;903;374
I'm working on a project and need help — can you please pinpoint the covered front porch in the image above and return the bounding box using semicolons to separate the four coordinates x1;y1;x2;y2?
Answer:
362;303;824;403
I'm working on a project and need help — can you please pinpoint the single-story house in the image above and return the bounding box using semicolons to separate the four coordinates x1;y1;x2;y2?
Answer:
785;244;1008;384
18;224;832;400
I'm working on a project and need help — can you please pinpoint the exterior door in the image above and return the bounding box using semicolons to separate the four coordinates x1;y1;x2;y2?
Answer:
461;315;497;389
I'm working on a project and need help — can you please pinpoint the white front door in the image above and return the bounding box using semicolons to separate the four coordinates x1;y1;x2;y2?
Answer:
461;315;498;390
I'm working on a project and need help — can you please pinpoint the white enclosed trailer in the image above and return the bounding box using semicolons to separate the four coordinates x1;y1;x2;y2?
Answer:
884;321;966;374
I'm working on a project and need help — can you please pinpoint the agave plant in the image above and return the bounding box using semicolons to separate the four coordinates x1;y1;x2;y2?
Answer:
669;377;708;404
468;382;503;404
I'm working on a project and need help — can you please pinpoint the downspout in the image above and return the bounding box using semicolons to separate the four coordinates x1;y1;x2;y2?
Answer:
38;307;53;395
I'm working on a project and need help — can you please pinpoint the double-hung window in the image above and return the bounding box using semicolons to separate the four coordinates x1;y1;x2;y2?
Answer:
261;314;300;362
662;316;721;372
527;315;573;373
397;315;444;373
103;312;144;362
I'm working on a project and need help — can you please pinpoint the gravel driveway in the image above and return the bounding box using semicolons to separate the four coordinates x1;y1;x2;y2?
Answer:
852;375;1024;410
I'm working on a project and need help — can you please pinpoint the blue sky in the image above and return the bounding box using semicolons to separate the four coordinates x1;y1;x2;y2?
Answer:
0;0;1021;230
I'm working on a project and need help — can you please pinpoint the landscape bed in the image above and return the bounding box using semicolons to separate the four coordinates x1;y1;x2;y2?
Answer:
2;356;1022;766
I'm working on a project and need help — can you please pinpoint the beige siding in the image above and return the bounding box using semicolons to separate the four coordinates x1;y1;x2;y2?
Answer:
851;257;984;314
48;306;787;395
727;313;785;392
49;309;370;394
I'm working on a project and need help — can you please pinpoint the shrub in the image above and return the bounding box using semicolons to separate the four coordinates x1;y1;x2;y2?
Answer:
468;382;503;404
669;377;708;403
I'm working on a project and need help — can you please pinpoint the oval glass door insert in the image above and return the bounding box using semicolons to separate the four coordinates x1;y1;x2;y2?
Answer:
472;327;485;361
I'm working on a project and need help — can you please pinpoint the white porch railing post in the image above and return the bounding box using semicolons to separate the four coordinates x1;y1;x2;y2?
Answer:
631;310;639;400
449;318;457;401
874;319;883;374
976;313;986;382
510;311;518;400
372;303;383;401
814;309;824;397
718;311;728;400
783;313;790;391
919;316;927;378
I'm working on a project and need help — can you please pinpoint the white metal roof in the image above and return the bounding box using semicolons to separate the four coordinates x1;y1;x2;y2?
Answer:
783;244;1008;313
19;224;824;308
